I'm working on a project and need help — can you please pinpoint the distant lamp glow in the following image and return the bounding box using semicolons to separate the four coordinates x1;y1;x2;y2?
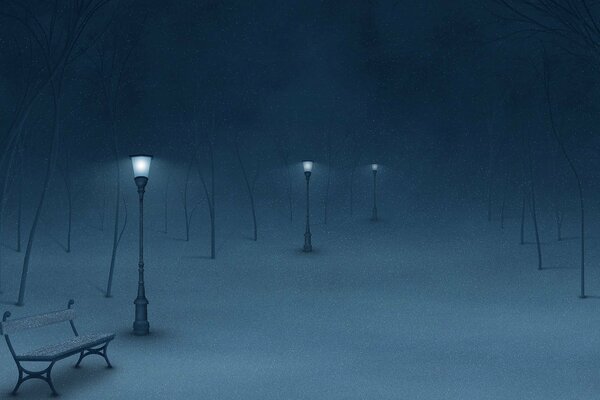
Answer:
371;163;378;171
303;160;314;173
130;155;153;178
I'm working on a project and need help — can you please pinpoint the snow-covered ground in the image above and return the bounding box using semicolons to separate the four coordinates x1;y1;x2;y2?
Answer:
1;199;600;399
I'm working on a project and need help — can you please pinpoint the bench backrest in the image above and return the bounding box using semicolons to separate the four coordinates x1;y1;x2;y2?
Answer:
1;306;76;336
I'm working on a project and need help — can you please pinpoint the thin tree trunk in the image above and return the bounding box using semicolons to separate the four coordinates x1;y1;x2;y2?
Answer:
17;77;63;306
0;150;17;293
348;161;361;218
15;137;24;253
286;163;293;223
500;179;506;230
250;196;257;241
500;198;505;229
324;166;331;224
234;139;258;241
163;177;169;234
17;162;53;305
16;170;22;253
542;49;584;296
183;156;193;242
487;130;495;222
275;137;293;223
210;142;215;259
62;152;72;253
349;136;361;217
526;137;542;271
520;189;526;245
487;178;493;222
196;143;216;259
66;180;72;253
556;209;563;241
100;179;106;232
324;131;332;225
529;182;542;270
105;122;120;298
349;168;355;217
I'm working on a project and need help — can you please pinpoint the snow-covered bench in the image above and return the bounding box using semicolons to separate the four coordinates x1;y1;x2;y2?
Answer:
1;299;115;396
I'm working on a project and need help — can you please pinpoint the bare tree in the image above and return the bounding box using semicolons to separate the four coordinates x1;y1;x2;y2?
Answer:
494;0;600;61
485;92;509;224
494;0;599;296
542;48;586;297
525;132;542;270
162;173;170;234
191;112;217;259
99;169;107;232
4;0;116;306
486;112;496;222
274;130;293;223
58;145;73;253
348;131;363;217
196;140;216;259
15;137;24;253
555;209;564;241
0;28;37;293
182;155;197;242
89;3;145;298
500;175;507;230
324;129;333;225
519;187;526;245
234;133;259;241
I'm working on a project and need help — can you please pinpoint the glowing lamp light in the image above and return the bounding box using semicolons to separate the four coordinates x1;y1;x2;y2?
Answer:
303;160;314;173
130;155;153;178
372;163;378;171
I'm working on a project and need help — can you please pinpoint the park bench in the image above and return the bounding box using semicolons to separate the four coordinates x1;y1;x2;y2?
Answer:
1;299;115;396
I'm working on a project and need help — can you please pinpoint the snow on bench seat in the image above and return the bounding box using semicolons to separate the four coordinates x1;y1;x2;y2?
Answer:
16;333;115;361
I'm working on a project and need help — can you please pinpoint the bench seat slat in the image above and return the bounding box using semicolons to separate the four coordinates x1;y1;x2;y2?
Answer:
16;333;114;361
1;309;76;335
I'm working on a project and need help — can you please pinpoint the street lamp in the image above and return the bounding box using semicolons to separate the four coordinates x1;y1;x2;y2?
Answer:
303;161;313;252
371;163;378;221
130;154;152;336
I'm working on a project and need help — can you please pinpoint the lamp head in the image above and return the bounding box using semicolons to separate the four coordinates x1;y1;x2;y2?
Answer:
303;160;313;179
302;160;313;173
130;154;153;179
371;163;378;171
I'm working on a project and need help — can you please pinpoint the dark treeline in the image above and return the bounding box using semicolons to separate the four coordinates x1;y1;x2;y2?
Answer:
486;0;600;298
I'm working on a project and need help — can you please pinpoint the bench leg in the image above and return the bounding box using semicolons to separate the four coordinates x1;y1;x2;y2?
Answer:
46;364;58;397
73;342;112;369
102;344;113;369
74;351;85;368
12;361;58;396
11;368;23;395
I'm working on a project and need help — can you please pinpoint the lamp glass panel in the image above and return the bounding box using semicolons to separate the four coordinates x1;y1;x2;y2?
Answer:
303;161;314;172
131;155;152;178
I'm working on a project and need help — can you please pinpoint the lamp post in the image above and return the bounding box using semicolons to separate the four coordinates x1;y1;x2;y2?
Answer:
303;161;313;252
371;163;378;221
130;154;153;336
